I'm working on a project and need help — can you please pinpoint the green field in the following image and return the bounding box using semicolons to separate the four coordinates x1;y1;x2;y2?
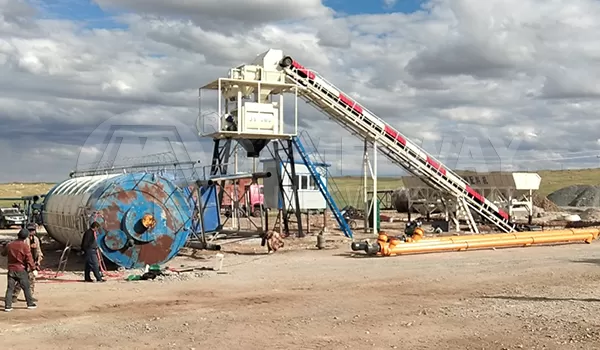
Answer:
0;168;599;208
327;168;600;207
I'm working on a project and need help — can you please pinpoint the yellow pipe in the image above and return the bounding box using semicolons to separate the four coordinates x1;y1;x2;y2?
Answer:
387;234;593;255
421;228;600;243
381;232;594;256
411;232;596;248
378;229;599;249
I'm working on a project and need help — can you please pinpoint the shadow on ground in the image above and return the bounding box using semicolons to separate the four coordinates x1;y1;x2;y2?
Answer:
570;258;600;267
481;295;600;303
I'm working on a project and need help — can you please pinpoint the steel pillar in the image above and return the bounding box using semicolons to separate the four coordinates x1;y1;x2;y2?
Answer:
362;139;378;235
209;138;234;206
269;139;303;238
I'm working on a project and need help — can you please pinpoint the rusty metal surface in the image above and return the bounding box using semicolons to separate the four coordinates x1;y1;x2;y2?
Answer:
43;173;193;269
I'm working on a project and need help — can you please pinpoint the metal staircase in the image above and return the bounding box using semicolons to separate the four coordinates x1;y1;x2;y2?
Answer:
292;135;353;238
279;56;517;233
297;130;350;208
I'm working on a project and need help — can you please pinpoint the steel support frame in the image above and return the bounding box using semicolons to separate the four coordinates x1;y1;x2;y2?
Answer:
218;179;265;232
209;138;234;206
406;187;443;219
362;139;378;235
210;138;249;232
367;190;395;210
441;196;479;233
269;139;304;238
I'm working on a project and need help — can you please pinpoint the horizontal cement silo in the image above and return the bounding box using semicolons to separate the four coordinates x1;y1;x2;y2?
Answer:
42;172;194;269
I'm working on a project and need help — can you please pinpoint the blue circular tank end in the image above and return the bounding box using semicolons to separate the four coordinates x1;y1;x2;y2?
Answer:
91;173;192;269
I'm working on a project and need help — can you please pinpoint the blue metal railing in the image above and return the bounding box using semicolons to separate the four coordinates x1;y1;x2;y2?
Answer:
292;135;353;238
297;130;350;208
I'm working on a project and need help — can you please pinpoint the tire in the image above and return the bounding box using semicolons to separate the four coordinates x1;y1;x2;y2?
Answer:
280;56;293;68
252;208;262;218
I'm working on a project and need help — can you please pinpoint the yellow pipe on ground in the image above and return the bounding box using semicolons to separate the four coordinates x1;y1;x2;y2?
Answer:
381;233;594;256
390;229;600;250
373;229;599;257
420;228;600;243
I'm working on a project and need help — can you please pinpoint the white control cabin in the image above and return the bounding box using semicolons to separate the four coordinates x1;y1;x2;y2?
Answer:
261;159;329;213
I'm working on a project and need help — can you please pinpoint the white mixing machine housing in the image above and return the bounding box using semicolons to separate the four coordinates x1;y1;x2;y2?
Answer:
198;49;300;139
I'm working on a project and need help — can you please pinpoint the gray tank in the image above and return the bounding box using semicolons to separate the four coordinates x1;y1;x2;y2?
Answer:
391;188;411;213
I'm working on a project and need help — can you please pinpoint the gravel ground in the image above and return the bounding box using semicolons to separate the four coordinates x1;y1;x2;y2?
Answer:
2;229;600;349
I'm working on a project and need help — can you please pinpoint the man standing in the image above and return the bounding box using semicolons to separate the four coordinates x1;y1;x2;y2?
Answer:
2;228;37;311
81;222;105;283
12;223;43;303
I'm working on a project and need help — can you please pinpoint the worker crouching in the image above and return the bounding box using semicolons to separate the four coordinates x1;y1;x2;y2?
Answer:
261;231;284;253
2;228;38;312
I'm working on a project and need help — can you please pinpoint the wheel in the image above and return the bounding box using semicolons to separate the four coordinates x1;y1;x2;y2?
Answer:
252;208;262;218
280;56;293;68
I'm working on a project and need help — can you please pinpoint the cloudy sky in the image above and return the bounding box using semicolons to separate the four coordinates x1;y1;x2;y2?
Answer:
2;0;600;183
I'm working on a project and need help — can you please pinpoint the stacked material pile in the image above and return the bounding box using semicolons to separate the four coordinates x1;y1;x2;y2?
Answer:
532;193;560;212
548;185;600;207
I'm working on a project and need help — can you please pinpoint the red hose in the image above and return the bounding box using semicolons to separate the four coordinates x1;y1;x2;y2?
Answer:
36;266;123;283
37;225;124;283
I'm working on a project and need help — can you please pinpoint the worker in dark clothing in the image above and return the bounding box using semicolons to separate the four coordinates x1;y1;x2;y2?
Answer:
81;222;105;283
224;114;237;131
12;223;43;303
2;228;38;311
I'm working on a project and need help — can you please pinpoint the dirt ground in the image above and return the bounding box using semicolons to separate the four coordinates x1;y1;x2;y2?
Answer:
1;224;600;350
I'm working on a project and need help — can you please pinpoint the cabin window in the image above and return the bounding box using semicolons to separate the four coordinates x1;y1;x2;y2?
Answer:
309;176;317;190
301;176;308;190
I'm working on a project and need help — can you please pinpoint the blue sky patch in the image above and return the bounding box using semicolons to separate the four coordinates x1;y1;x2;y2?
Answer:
30;0;427;29
325;0;426;15
29;0;127;29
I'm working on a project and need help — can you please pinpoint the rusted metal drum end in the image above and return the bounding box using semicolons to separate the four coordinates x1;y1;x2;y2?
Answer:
93;173;192;269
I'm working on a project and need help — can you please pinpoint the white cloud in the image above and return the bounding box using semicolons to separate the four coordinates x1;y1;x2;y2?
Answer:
383;0;398;9
1;0;600;183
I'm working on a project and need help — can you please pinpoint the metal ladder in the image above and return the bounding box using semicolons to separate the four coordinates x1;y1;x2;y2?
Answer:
292;136;353;238
282;62;516;233
448;197;479;233
297;130;350;209
56;243;72;278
